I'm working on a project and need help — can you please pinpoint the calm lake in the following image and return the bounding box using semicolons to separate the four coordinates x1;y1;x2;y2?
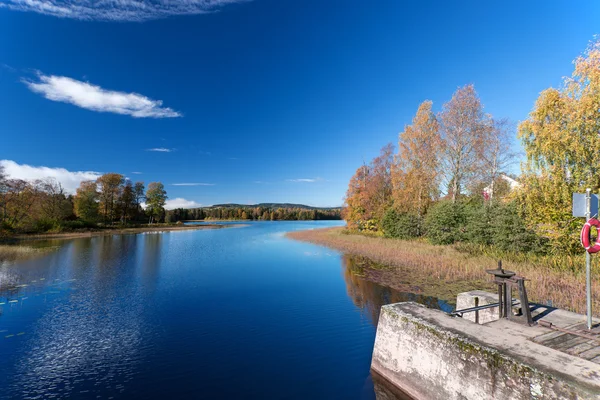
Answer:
0;221;450;399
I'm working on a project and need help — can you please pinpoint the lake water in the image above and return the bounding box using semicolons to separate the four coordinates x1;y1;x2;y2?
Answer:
0;221;450;399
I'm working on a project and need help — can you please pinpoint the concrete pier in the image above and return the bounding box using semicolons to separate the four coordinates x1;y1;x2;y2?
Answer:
371;301;600;400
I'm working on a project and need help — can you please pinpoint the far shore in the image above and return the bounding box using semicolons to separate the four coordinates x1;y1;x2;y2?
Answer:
286;227;600;315
4;223;230;242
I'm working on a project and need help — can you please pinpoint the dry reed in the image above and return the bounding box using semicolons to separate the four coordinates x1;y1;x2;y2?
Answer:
287;227;600;315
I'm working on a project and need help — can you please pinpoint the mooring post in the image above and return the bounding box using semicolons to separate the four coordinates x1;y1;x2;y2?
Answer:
586;188;593;330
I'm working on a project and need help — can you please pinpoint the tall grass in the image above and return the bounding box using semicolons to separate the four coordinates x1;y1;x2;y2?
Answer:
287;227;600;316
0;245;54;263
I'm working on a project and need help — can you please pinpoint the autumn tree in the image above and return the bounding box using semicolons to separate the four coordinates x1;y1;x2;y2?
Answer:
393;101;442;218
74;180;100;222
119;180;136;223
0;165;7;227
37;178;73;222
343;143;394;231
518;39;600;252
439;85;491;202
146;182;167;223
97;173;124;223
479;118;517;204
1;179;40;228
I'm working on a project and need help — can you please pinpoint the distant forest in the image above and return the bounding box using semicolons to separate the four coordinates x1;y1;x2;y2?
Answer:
165;204;342;222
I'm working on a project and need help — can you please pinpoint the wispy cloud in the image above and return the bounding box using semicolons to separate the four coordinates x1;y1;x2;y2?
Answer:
171;183;215;186
286;178;322;183
23;73;181;118
0;0;244;22
146;148;174;152
0;160;100;194
165;198;202;210
131;171;143;175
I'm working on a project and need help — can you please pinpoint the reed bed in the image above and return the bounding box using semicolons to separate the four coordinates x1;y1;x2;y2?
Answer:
0;245;53;263
287;227;600;315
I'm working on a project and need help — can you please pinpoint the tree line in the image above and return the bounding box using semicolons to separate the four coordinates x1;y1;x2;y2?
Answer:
344;39;600;256
166;206;342;222
0;170;168;235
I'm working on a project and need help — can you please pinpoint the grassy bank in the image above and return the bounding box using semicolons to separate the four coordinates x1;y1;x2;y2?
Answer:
3;223;228;242
287;227;599;315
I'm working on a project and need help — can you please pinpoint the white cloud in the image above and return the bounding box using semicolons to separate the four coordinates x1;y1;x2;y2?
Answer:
172;183;215;186
286;178;320;183
131;171;143;174
0;160;100;194
165;198;202;210
146;148;174;152
23;73;181;118
0;0;244;21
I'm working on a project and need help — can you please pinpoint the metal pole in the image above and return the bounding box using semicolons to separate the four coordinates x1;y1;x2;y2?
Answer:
586;188;593;330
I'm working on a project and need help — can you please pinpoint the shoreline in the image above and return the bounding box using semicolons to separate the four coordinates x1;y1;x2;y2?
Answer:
286;227;600;314
5;224;228;242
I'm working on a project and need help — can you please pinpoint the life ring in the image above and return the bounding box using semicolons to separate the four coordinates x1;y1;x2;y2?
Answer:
581;218;600;253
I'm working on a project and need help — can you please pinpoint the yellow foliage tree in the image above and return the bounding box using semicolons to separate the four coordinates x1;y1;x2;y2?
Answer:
393;101;442;218
343;143;394;231
518;39;600;253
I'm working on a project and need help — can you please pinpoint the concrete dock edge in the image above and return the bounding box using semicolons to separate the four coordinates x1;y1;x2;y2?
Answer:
371;302;600;400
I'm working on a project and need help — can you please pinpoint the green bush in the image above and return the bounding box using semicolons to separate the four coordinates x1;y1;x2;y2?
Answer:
60;220;98;231
461;201;546;254
424;200;469;244
381;208;422;239
464;203;495;246
32;218;60;233
491;202;546;254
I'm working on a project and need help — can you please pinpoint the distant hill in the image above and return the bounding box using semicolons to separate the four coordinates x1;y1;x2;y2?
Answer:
209;203;341;210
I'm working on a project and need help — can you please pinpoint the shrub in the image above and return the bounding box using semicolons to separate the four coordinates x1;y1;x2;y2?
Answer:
464;203;495;246
60;220;98;231
381;208;422;239
32;218;60;233
492;202;547;254
425;200;468;244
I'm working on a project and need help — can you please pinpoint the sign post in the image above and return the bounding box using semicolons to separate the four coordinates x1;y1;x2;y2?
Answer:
586;188;593;330
573;190;598;330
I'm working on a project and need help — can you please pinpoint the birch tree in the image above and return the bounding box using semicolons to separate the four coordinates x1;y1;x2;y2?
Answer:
97;173;124;223
74;180;100;222
146;182;167;223
393;101;442;217
481;118;518;203
518;39;600;252
439;85;491;202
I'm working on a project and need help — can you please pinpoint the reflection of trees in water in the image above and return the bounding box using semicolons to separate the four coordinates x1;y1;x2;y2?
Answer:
342;254;450;325
139;233;162;292
9;234;159;398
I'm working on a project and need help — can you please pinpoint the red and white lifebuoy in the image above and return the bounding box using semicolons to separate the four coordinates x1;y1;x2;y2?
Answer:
581;218;600;253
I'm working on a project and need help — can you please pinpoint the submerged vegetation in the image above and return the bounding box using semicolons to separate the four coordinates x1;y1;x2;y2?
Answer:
287;227;600;315
323;41;600;313
0;244;56;264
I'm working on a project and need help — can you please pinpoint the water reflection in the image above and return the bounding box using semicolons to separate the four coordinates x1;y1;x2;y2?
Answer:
342;254;452;325
1;221;437;400
1;234;163;399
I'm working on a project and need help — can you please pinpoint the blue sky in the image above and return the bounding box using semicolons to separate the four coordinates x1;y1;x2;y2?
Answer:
0;1;599;208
